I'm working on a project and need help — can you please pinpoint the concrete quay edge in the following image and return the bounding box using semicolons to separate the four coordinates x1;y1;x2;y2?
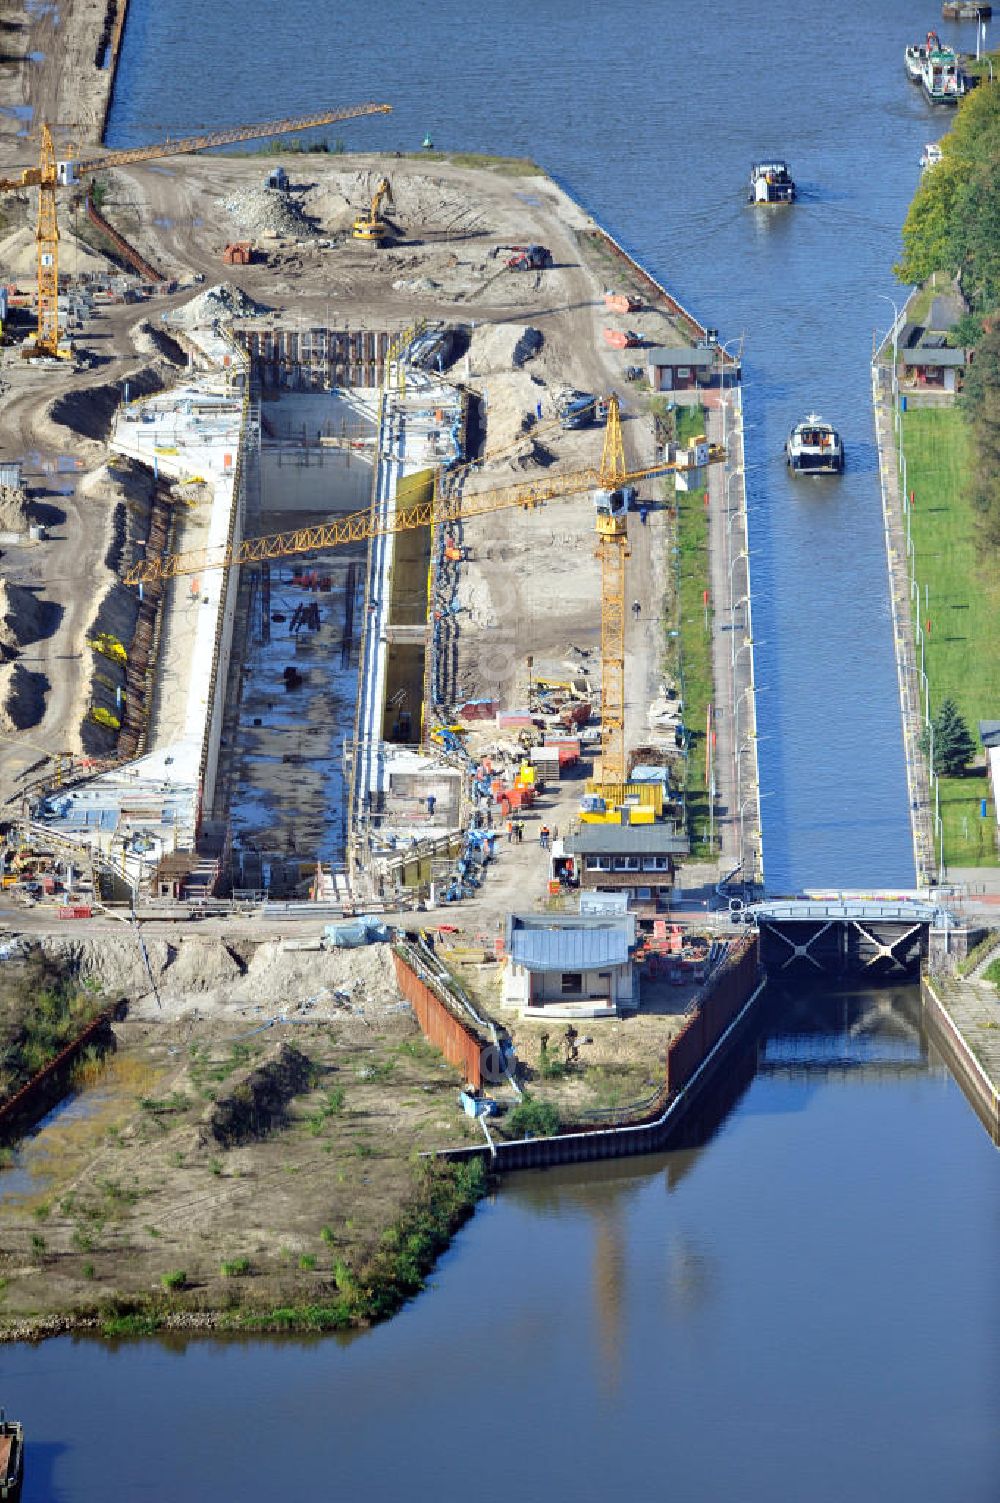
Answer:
921;973;1000;1145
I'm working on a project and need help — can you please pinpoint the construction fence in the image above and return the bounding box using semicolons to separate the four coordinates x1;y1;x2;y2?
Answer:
392;945;485;1089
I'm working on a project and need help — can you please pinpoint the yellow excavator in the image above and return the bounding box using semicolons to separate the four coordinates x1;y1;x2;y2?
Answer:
0;103;392;361
352;177;394;245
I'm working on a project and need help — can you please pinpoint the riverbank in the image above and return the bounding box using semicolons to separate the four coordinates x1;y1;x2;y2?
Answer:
0;940;488;1340
872;330;938;887
899;406;998;869
922;966;1000;1144
0;0;122;180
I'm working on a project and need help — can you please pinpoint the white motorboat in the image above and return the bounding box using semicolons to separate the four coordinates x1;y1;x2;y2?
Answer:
785;415;844;475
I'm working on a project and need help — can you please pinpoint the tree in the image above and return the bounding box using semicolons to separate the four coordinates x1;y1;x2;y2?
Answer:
960;322;1000;546
895;81;1000;306
924;698;976;776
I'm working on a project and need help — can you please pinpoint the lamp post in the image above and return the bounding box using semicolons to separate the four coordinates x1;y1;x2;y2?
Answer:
739;789;772;884
732;629;759;690
728;548;748;617
716;337;742;453
734;680;763;748
876;292;903;422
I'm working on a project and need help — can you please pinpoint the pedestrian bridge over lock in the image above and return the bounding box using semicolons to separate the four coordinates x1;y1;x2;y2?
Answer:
740;896;957;976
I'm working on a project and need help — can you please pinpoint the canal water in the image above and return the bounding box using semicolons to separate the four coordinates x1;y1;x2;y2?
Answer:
8;3;998;1498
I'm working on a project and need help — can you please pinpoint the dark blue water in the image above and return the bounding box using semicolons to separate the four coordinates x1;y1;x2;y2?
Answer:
8;988;999;1502
9;6;996;1500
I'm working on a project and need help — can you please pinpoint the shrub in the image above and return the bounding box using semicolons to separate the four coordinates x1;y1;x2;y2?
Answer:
220;1257;251;1278
538;1040;568;1080
299;1254;317;1271
160;1269;187;1292
508;1093;560;1138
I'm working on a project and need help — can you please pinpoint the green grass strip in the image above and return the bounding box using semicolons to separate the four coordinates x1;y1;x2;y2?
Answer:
901;407;999;866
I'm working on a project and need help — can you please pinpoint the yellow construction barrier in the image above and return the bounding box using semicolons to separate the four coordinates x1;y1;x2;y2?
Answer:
584;780;664;816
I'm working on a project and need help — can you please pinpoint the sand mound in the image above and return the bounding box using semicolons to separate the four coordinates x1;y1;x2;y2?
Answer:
79;459;155;510
162;939;245;996
0;224;112;280
0;485;30;533
475;369;554;462
167;282;268;332
0;662;48;731
304;170;475;237
32;932;405;1019
130;318;186;365
242;940;400;1010
469;322;543;375
0;577;58;660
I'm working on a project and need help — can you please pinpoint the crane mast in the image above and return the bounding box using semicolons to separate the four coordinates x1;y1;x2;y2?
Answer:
0;103;392;359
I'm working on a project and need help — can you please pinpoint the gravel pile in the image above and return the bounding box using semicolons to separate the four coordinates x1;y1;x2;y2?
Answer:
219;186;312;238
169;282;268;330
0;484;30;532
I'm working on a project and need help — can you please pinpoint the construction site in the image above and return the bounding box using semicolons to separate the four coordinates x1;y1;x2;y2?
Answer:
0;121;734;919
0;4;764;1332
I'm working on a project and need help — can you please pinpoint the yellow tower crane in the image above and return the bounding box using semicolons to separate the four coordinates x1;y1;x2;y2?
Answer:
0;103;392;360
123;397;721;783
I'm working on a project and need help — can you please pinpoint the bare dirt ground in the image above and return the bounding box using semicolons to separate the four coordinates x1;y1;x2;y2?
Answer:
0;940;480;1334
0;144;682;801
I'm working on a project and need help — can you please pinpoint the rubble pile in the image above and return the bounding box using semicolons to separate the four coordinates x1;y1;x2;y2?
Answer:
168;282;269;330
220;186;313;238
0;485;30;533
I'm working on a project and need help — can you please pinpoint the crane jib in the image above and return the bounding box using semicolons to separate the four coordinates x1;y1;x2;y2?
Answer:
68;103;392;177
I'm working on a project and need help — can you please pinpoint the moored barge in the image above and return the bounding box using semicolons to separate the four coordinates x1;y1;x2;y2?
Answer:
0;1414;23;1502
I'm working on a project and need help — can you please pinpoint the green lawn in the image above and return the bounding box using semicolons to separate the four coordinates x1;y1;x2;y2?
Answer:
901;407;999;867
669;405;713;855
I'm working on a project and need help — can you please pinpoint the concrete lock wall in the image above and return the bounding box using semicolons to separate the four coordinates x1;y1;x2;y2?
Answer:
201;476;243;815
393;950;483;1089
666;934;759;1094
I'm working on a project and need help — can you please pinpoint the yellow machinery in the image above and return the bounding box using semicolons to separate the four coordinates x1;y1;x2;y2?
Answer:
123;398;719;784
352;176;394;244
0;103;392;360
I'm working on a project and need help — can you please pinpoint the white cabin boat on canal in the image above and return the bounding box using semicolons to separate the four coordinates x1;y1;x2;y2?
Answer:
748;161;795;205
785;415;844;475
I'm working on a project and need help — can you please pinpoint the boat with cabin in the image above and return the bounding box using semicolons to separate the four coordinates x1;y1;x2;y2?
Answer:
748;161;795;205
785;415;844;475
920;142;944;170
905;31;941;81
0;1414;23;1502
919;42;967;104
